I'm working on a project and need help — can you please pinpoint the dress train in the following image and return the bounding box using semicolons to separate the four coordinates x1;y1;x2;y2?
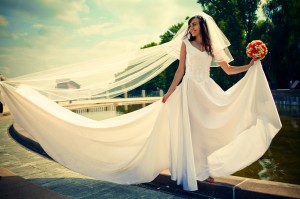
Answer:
0;61;281;191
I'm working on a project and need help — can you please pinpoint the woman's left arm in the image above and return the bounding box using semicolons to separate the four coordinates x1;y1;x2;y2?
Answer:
217;59;256;75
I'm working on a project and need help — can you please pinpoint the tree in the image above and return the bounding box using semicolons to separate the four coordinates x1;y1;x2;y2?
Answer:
114;20;184;96
197;0;260;90
263;0;300;88
250;20;275;87
137;21;184;93
159;22;184;44
140;42;158;49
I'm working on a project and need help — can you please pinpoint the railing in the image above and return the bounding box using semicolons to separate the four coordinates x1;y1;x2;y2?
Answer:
125;89;164;98
73;105;116;114
272;90;300;106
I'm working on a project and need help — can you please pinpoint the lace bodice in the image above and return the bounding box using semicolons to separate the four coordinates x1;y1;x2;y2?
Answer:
183;38;212;81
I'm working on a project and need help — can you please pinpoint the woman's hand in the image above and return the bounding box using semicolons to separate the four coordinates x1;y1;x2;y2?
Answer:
249;58;257;67
162;92;172;103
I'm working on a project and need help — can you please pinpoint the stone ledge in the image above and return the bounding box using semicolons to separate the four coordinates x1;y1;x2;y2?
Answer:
141;174;300;199
0;167;68;199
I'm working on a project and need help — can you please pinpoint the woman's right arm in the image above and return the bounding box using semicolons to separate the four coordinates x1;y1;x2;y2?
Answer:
162;42;186;103
216;59;256;75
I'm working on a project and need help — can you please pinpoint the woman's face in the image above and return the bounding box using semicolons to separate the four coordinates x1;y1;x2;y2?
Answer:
189;17;201;37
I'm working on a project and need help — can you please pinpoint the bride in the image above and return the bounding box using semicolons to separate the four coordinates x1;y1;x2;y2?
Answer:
162;14;256;183
160;12;281;190
0;12;282;191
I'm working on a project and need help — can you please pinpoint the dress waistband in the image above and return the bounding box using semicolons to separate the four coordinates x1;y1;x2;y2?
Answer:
184;73;209;82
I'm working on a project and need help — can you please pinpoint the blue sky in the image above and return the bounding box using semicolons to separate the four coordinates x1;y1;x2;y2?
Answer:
0;0;204;78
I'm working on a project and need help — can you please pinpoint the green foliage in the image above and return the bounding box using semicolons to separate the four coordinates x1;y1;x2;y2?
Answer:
114;20;184;95
133;21;184;93
198;0;299;89
198;0;260;90
263;0;300;88
159;23;184;44
116;0;299;95
140;42;158;49
250;19;274;85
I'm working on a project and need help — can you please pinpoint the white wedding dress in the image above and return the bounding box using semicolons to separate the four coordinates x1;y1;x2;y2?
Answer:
0;38;282;191
163;38;281;190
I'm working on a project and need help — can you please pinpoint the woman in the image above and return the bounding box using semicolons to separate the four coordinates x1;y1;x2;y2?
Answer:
160;13;281;190
163;15;255;183
163;15;255;104
0;12;281;192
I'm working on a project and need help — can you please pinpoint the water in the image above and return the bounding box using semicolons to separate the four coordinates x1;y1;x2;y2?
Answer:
74;103;300;185
234;104;300;184
73;103;150;120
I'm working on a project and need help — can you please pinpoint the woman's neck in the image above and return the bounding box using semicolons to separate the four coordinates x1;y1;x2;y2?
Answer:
195;35;203;44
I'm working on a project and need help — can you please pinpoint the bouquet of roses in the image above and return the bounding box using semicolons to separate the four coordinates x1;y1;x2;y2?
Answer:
246;40;268;60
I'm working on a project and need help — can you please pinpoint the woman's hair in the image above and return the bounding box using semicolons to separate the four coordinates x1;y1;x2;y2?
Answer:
185;15;213;56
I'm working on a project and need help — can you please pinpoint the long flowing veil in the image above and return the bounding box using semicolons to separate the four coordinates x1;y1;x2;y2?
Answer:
0;12;232;102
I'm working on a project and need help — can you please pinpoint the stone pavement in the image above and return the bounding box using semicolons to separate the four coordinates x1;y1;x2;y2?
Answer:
1;115;300;199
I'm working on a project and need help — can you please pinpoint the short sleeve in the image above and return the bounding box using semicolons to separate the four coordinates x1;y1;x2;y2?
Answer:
182;37;189;46
213;48;233;63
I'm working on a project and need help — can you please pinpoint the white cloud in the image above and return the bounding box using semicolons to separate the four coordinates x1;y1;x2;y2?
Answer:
89;40;138;54
0;54;16;62
52;1;89;24
11;32;28;40
0;0;204;77
0;48;35;76
1;0;89;24
0;15;9;26
32;24;44;29
0;30;9;37
0;66;10;76
92;0;202;40
0;38;138;77
30;25;74;48
77;23;116;36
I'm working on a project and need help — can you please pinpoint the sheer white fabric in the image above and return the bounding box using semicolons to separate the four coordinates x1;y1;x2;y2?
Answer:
196;12;233;63
2;12;231;102
0;12;281;191
166;39;281;190
3;45;177;101
0;40;281;191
